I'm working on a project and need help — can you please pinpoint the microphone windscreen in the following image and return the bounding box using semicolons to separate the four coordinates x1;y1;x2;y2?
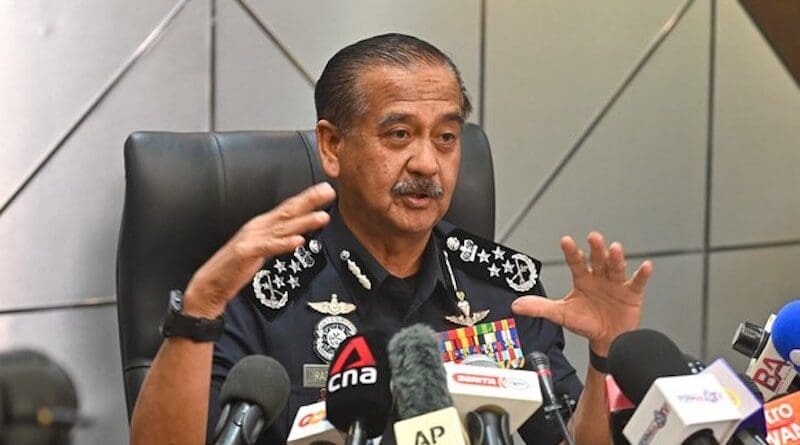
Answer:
388;324;453;419
608;329;689;404
325;330;392;438
771;300;800;368
219;355;291;428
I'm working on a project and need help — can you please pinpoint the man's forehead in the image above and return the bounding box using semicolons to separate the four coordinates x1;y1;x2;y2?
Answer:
359;64;463;112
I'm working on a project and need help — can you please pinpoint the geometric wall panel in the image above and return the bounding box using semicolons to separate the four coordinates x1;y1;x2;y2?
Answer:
231;0;482;124
499;0;709;261
486;0;691;231
215;0;316;131
711;0;800;247
0;0;209;311
707;245;800;371
0;1;178;196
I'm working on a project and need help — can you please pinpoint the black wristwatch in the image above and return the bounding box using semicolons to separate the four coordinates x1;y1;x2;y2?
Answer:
160;290;224;342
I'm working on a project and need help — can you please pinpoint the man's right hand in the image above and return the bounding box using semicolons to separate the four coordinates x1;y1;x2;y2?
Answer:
182;182;336;318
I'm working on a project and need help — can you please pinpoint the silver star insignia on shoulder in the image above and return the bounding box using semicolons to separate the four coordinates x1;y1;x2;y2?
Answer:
252;269;288;309
492;246;506;260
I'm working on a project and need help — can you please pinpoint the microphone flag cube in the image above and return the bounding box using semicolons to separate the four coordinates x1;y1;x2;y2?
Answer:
765;391;800;445
287;401;344;445
444;361;542;432
623;374;741;445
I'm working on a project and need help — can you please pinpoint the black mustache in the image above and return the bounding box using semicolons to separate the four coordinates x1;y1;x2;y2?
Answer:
391;177;444;199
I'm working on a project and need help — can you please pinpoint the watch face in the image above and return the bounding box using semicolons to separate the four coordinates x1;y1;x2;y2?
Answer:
169;290;183;312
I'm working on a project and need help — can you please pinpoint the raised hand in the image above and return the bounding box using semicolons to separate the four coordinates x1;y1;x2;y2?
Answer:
512;232;653;355
183;182;336;317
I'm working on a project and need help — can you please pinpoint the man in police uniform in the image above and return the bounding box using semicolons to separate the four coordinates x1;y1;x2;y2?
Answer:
130;34;652;445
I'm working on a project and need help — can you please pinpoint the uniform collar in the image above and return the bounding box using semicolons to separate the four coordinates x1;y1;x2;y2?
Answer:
320;204;449;310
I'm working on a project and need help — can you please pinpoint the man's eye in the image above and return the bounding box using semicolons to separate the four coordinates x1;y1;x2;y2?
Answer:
390;129;410;139
441;133;457;143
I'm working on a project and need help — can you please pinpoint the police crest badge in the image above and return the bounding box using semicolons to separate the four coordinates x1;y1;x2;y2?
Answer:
308;294;358;363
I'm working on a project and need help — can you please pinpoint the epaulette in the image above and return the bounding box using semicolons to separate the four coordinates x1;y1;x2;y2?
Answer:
248;238;326;314
442;227;542;296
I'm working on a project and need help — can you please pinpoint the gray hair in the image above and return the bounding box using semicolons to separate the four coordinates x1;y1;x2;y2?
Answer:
314;33;472;133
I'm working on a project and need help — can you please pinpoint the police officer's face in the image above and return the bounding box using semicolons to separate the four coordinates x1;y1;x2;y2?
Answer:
327;64;464;237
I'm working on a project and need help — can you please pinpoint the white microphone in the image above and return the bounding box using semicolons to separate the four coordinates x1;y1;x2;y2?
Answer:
444;361;542;435
286;401;344;445
623;373;742;444
734;314;799;400
700;358;766;444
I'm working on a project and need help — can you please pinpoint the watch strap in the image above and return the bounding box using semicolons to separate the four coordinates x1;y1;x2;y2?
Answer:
160;291;224;342
589;346;609;374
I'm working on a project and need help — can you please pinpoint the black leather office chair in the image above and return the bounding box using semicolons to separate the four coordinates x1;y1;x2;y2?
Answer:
116;123;495;417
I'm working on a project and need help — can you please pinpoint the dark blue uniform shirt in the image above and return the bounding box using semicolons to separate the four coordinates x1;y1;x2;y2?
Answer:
208;207;584;444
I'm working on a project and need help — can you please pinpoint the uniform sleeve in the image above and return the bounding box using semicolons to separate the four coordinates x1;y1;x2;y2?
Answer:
206;294;270;443
514;281;585;445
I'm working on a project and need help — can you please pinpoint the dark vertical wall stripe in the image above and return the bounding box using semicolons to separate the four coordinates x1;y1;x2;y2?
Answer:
209;0;217;131
478;0;487;127
701;0;718;360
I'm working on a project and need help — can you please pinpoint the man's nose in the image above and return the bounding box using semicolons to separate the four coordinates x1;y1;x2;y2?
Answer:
406;138;439;176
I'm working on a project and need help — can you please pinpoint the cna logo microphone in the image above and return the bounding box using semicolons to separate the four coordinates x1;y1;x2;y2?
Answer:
325;331;392;443
327;335;380;393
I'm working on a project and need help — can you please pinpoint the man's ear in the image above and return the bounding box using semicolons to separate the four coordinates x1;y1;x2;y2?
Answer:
316;119;342;178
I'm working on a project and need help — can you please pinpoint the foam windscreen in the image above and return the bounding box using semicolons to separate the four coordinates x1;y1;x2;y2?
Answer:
325;330;392;438
219;355;291;429
771;300;800;368
608;329;689;404
388;324;453;420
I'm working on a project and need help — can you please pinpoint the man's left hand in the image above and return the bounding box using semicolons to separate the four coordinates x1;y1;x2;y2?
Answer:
512;232;653;356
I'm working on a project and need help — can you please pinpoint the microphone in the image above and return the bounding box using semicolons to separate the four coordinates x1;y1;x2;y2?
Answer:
770;300;800;372
763;389;800;445
609;329;691;405
699;358;766;445
214;355;290;445
608;329;740;444
0;349;84;445
528;352;574;445
605;347;704;445
622;372;741;444
605;375;635;445
728;374;769;445
732;313;798;400
685;353;707;374
607;329;690;444
325;331;392;445
460;354;516;445
388;324;468;445
286;401;343;445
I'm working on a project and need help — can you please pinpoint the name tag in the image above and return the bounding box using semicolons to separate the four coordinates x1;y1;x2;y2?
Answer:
303;363;329;388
